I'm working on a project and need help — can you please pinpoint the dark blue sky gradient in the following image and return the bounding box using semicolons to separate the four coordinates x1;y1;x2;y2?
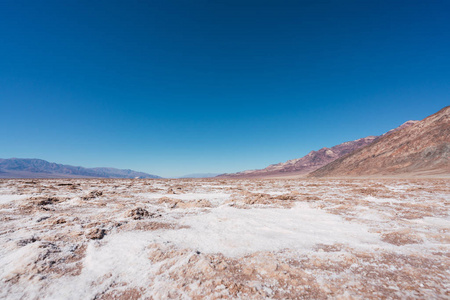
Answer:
1;0;449;177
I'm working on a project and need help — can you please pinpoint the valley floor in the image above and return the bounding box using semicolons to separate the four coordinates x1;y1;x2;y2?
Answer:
0;178;449;299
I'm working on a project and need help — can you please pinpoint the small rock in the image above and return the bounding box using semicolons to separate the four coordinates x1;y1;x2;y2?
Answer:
36;216;51;223
52;218;66;225
127;207;151;220
85;228;106;240
215;261;228;271
33;197;61;206
82;190;103;200
17;237;38;247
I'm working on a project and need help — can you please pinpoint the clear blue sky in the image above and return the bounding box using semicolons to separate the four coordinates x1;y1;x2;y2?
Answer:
1;0;449;177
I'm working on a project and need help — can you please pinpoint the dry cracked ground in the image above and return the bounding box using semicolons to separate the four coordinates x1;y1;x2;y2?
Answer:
0;178;449;299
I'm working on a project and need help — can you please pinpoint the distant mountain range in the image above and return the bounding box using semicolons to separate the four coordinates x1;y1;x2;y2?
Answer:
310;106;450;177
218;120;418;178
0;158;161;179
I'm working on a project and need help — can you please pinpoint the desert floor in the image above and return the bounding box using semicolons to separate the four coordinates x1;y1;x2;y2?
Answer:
0;178;449;299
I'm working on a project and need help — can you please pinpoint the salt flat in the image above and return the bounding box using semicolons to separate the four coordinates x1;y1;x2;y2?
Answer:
0;178;449;299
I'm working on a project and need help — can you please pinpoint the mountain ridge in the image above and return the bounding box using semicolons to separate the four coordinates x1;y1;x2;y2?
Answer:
0;158;161;179
310;106;450;177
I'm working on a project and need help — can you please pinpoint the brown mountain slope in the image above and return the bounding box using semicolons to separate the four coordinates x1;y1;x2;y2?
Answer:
310;106;450;178
219;120;416;179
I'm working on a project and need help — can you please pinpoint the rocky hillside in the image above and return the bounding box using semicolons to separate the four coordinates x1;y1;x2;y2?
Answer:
310;106;450;177
219;120;417;178
0;158;161;179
